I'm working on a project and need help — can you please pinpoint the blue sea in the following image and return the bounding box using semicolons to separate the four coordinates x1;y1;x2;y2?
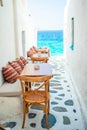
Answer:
37;30;64;56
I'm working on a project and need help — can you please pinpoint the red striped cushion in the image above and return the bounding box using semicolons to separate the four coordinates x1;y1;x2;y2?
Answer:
2;65;18;83
20;56;28;65
9;61;22;74
27;50;33;57
16;58;24;69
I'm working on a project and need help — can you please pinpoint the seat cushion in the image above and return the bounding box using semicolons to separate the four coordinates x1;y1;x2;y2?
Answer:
0;80;21;97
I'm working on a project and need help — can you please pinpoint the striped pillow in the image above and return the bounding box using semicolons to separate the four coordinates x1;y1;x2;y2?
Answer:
27;50;33;57
16;58;24;69
20;56;28;65
2;64;18;83
9;61;22;74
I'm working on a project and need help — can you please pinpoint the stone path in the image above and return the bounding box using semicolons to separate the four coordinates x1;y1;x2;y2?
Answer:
0;56;85;130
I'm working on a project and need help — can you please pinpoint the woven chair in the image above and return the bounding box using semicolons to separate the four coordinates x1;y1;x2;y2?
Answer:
38;48;50;57
0;125;6;130
31;56;49;63
31;46;50;57
18;75;52;129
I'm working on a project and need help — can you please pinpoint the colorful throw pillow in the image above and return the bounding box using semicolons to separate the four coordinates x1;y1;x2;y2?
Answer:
2;64;18;83
16;58;24;69
20;56;28;65
8;61;22;74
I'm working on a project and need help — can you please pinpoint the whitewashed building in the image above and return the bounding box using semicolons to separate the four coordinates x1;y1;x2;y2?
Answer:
0;0;37;86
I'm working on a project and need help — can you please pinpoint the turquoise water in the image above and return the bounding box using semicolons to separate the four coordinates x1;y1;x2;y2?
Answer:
37;30;64;56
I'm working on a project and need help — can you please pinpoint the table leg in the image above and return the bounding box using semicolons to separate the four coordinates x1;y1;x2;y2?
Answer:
48;82;50;114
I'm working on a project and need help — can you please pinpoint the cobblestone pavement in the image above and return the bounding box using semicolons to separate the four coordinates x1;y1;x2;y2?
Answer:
0;56;85;130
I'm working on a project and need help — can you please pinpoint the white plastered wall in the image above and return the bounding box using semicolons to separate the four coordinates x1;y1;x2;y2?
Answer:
0;0;16;86
0;0;37;86
13;0;30;57
13;0;37;55
64;0;87;123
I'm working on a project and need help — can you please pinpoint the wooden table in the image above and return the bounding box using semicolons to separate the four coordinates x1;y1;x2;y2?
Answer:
21;63;52;76
21;63;52;89
30;53;49;63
